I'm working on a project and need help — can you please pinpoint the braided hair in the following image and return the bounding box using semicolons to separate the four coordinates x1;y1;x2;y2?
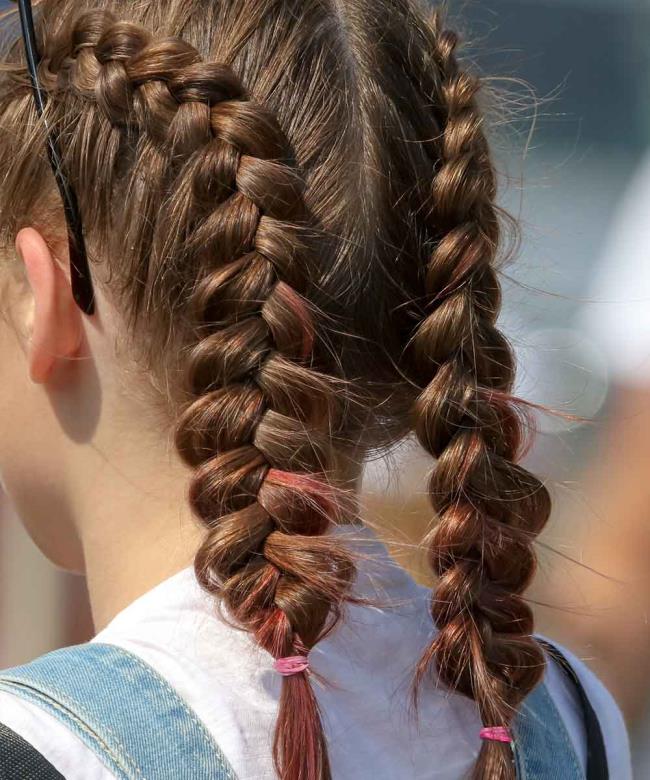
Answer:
0;2;552;779
28;8;354;778
407;14;552;780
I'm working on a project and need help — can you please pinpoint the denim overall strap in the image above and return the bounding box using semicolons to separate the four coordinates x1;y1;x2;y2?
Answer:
0;643;238;780
541;641;608;780
513;677;584;780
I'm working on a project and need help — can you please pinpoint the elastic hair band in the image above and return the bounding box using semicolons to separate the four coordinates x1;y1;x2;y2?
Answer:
479;726;512;744
273;655;310;676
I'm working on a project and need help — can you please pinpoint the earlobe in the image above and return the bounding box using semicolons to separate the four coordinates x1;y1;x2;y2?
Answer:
16;227;83;384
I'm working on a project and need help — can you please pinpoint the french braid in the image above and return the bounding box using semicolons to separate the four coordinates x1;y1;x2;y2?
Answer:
0;2;560;779
409;14;552;780
41;11;355;779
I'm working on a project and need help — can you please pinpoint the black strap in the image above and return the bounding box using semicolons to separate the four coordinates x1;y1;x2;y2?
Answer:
539;640;609;780
0;723;64;780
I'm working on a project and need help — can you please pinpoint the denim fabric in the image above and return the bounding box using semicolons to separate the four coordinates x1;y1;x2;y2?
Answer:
514;679;584;780
0;643;237;780
0;642;583;779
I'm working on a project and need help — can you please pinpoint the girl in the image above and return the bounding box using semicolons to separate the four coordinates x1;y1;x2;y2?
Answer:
0;0;630;778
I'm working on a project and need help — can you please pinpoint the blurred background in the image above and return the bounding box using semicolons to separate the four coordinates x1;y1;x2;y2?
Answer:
2;0;650;772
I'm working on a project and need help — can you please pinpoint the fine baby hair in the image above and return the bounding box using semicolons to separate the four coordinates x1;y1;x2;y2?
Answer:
0;1;551;779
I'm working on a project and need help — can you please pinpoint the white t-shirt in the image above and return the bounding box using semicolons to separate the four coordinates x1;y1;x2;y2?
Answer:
0;525;631;779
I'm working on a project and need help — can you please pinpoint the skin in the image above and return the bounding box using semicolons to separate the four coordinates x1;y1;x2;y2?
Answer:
0;225;364;633
0;226;205;630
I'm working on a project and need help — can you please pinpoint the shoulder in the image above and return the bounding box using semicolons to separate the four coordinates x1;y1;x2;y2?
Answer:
541;638;632;780
0;691;110;779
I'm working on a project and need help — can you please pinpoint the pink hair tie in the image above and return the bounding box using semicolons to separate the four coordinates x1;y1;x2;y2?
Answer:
480;727;512;744
273;655;310;676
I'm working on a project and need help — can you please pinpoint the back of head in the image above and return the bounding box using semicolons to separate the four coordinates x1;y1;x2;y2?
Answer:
0;1;551;778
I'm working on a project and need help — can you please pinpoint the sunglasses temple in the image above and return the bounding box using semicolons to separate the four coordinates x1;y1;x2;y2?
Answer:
17;0;95;314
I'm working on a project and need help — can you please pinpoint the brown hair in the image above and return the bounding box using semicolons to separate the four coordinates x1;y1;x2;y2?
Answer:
0;1;551;779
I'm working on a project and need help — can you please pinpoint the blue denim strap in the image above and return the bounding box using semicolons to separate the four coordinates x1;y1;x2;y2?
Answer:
540;640;608;780
514;678;584;780
0;643;237;780
0;642;584;779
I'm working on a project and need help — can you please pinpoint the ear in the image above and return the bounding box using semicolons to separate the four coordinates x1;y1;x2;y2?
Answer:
16;227;83;383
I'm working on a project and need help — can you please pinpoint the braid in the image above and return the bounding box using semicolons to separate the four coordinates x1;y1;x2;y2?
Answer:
409;15;551;780
0;2;562;777
43;11;355;779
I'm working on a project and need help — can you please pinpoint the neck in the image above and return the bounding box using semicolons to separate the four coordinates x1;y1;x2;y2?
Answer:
77;438;203;631
66;406;204;630
75;429;365;632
